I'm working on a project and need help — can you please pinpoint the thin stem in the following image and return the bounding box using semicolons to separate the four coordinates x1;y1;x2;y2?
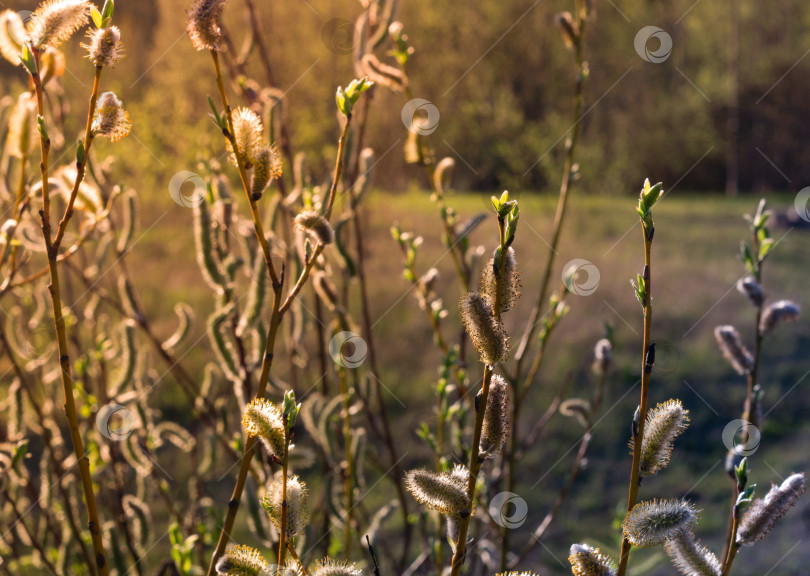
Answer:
206;281;283;576
285;544;310;576
205;57;357;573
513;11;587;375
722;236;764;563
325;118;352;220
31;49;109;576
53;66;102;251
277;423;292;573
449;216;508;576
720;484;740;568
211;50;279;288
340;363;354;558
500;10;587;562
397;246;470;401
450;367;494;576
616;229;654;576
721;514;740;576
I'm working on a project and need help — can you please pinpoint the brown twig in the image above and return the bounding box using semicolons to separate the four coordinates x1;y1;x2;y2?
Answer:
30;47;109;576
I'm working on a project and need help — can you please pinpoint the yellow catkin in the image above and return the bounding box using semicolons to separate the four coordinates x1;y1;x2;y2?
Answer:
27;0;91;48
83;26;124;67
214;544;267;575
186;0;227;51
262;473;310;538
569;543;617;576
241;398;285;459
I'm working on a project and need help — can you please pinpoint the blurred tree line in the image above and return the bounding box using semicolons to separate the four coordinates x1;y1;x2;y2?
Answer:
3;0;810;196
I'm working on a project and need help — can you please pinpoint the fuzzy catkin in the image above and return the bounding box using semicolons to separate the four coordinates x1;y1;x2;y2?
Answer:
163;303;192;350
91;92;131;142
759;300;800;335
110;320;136;395
446;516;460;552
664;532;721;576
593;338;612;374
38;45;66;83
295;211;334;245
187;0;227;51
554;11;579;48
631;399;690;477
242;398;286;459
459;292;510;364
250;146;282;199
737;473;806;546
27;0;91;48
311;559;364;576
262;473;310;538
714;325;753;375
215;544;267;575
480;247;521;313
479;375;512;457
236;250;267;336
193;200;228;292
560;398;591;427
405;466;471;518
623;499;699;548
83;26;123;67
5;92;37;159
568;543;616;576
736;276;763;307
312;271;339;311
0;11;26;64
229;106;264;165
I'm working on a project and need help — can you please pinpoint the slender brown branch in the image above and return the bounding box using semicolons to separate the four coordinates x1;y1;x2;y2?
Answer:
53;66;102;251
616;229;654;576
211;50;279;288
31;47;110;576
277;423;292;573
205;56;357;573
499;5;588;562
449;214;509;576
722;227;764;563
721;512;740;576
512;7;587;376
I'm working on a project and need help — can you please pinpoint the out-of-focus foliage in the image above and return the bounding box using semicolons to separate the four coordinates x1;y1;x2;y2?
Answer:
4;0;810;194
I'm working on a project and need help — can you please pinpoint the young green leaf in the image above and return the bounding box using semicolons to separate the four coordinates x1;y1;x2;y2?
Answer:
91;7;103;28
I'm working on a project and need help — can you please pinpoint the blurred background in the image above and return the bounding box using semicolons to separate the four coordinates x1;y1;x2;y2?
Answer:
4;0;810;195
1;0;809;574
